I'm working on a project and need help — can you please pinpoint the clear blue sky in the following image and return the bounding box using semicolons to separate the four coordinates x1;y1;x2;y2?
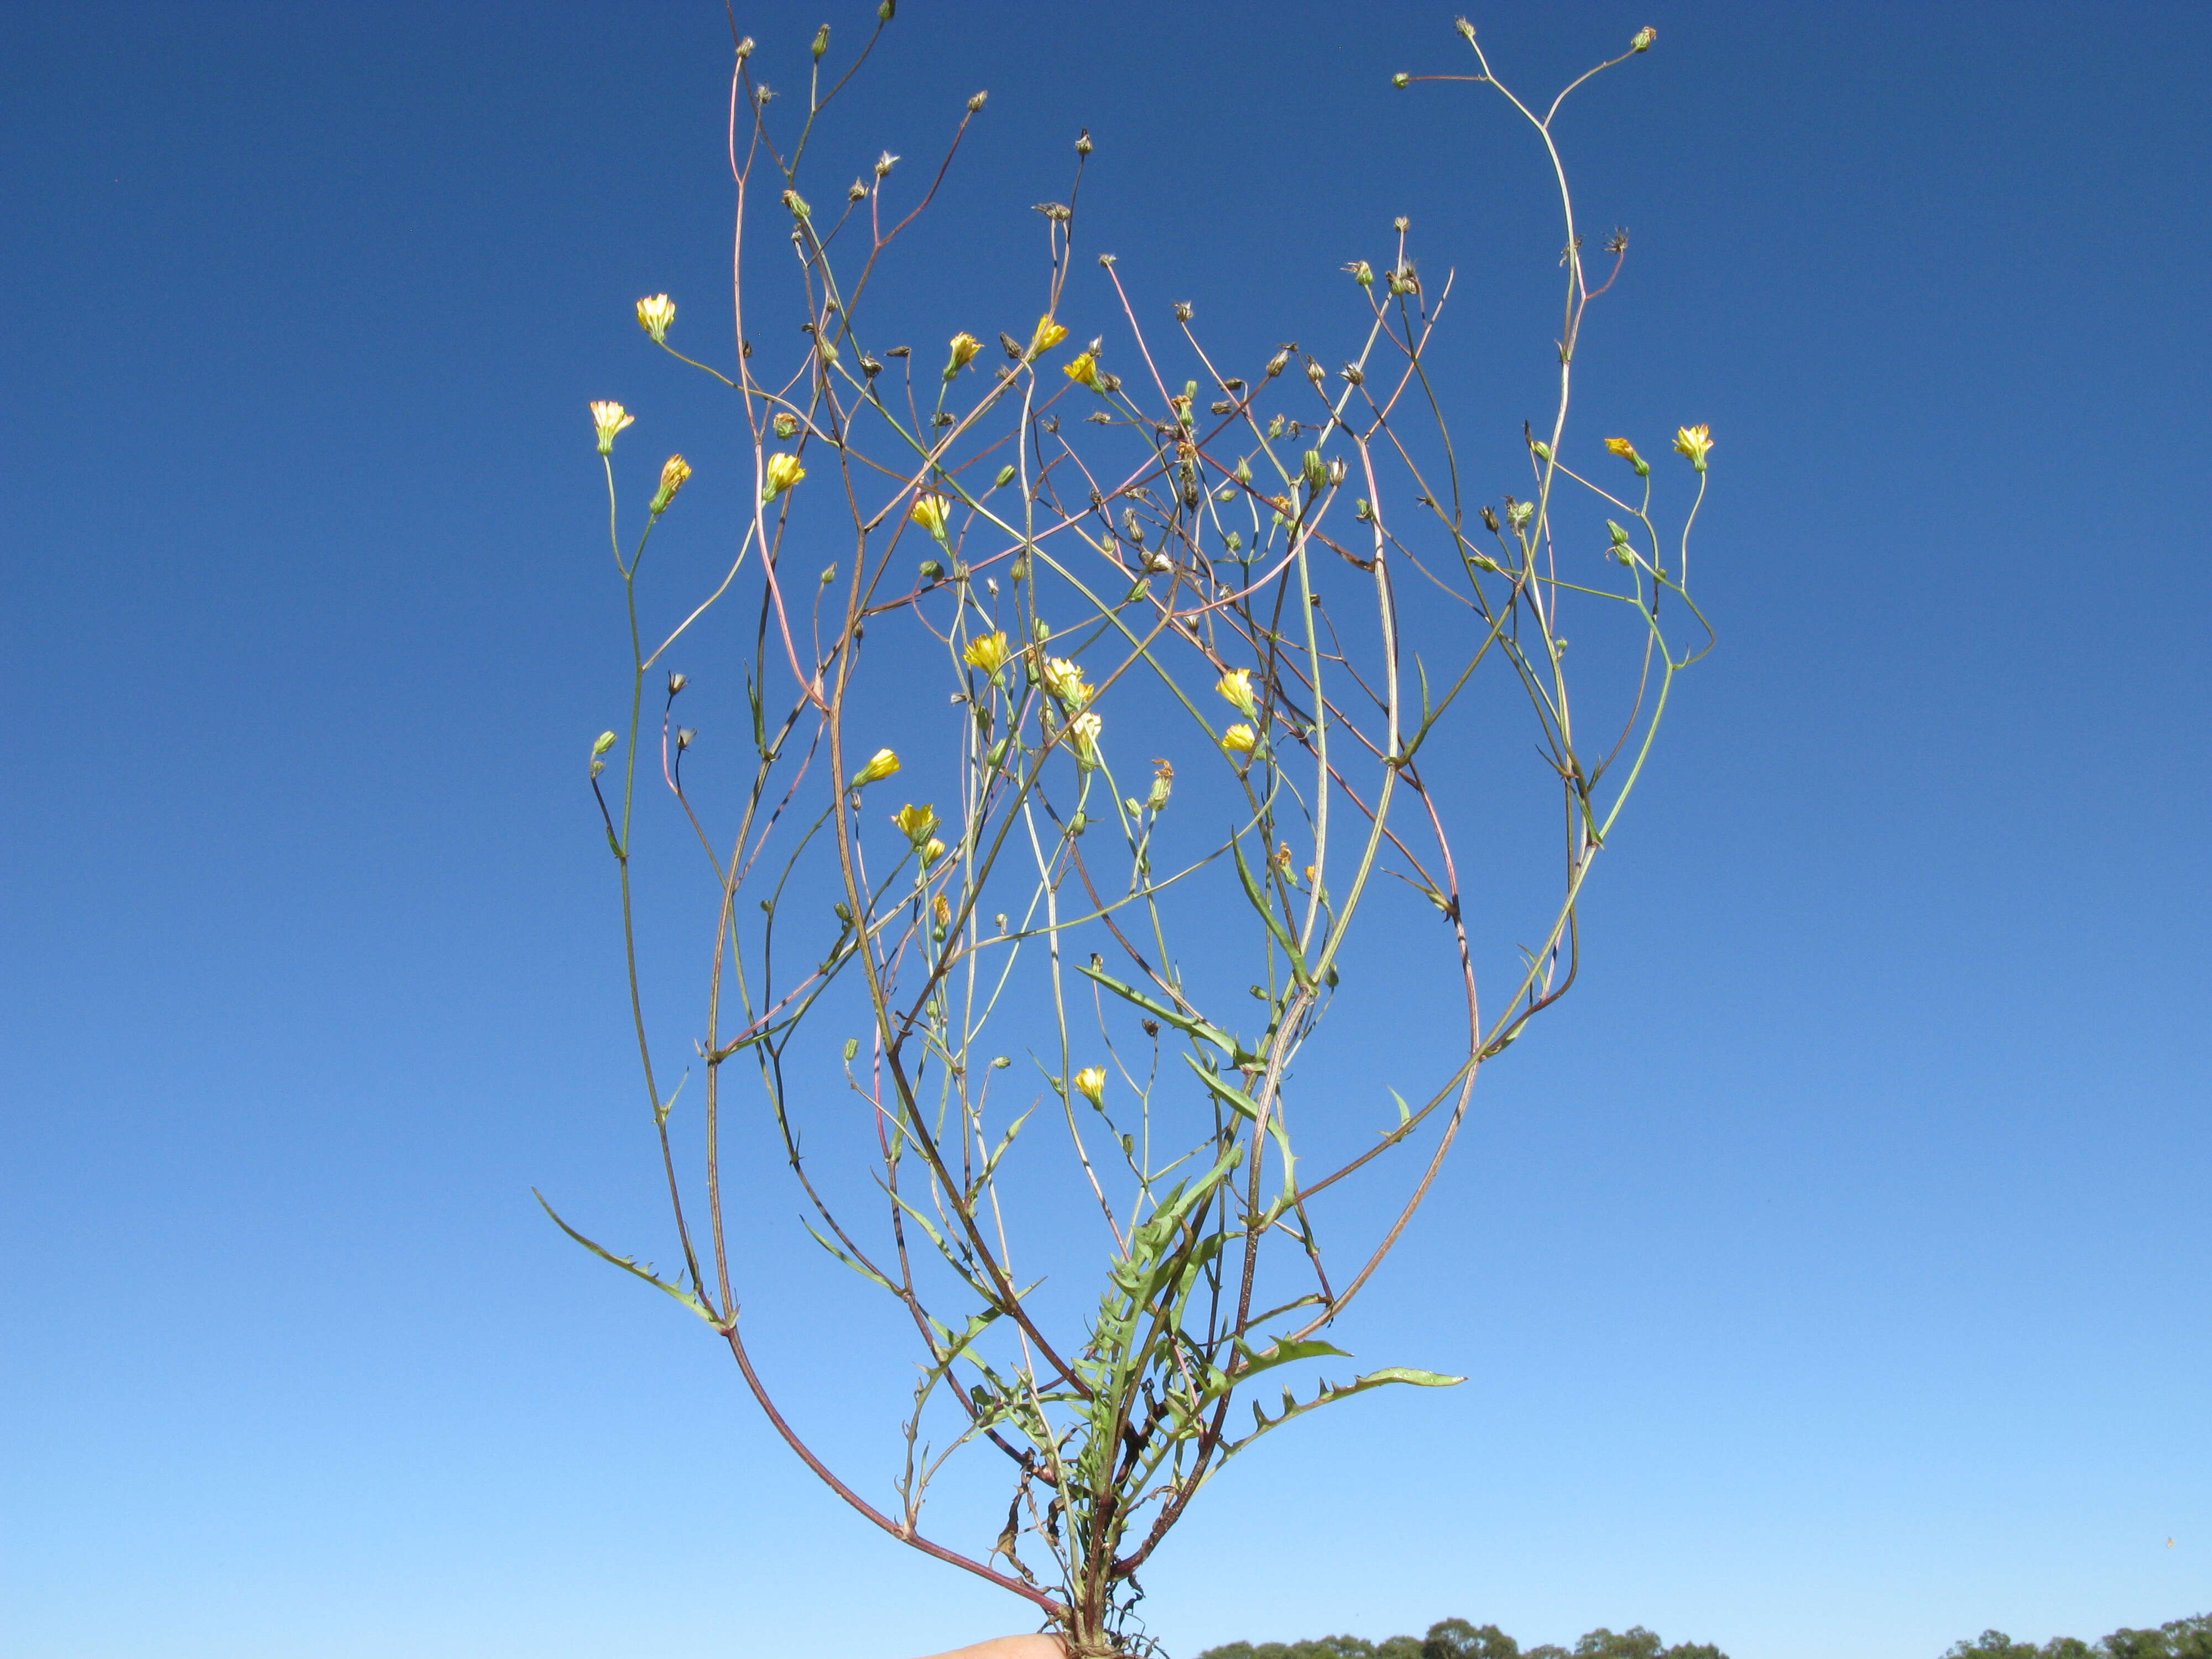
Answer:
3;5;2206;1658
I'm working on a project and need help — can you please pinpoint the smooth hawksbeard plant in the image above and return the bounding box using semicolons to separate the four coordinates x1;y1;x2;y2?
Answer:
549;13;1713;1657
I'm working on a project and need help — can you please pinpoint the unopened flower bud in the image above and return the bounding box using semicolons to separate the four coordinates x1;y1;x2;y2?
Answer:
811;23;830;58
1305;358;1326;385
1530;437;1552;461
1392;72;1411;89
1302;450;1327;490
1075;129;1093;155
782;189;812;220
1608;520;1631;546
762;452;806;500
592;731;617;758
1632;25;1657;51
773;412;800;440
851;748;901;787
1265;349;1290;379
967;90;988;112
1610;437;1652;478
649;453;692;514
995;464;1016;488
1480;505;1500;533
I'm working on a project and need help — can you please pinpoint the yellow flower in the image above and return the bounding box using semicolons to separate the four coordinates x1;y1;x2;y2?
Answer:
1026;315;1070;361
1215;667;1258;719
763;452;806;500
922;836;947;866
590;400;634;456
911;494;951;540
649;454;692;515
1603;437;1651;481
933;893;952;928
1042;656;1091;709
1673;424;1713;472
851;747;901;787
1068;710;1103;770
1064;351;1103;390
963;630;1011;675
1220;723;1258;757
635;294;676;343
945;332;982;380
892;802;938;846
1073;1065;1107;1105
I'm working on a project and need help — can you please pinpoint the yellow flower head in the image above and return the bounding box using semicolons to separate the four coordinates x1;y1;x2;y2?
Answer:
1067;710;1103;770
892;802;938;846
851;747;901;787
1220;722;1258;757
922;837;947;867
763;452;806;500
1026;315;1070;361
911;494;952;540
649;453;692;515
932;893;952;928
1215;667;1258;719
1042;656;1091;709
962;630;1011;676
945;332;982;380
1673;424;1713;472
635;294;676;344
1603;436;1651;479
590;400;635;456
1073;1065;1107;1106
1064;351;1103;391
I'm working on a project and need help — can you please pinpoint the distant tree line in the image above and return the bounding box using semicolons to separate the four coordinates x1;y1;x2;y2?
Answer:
1192;1618;1724;1659
1192;1610;2212;1659
1941;1614;2211;1659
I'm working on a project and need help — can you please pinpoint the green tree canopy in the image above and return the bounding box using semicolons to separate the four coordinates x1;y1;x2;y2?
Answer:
1941;1615;2212;1659
1194;1619;1728;1659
